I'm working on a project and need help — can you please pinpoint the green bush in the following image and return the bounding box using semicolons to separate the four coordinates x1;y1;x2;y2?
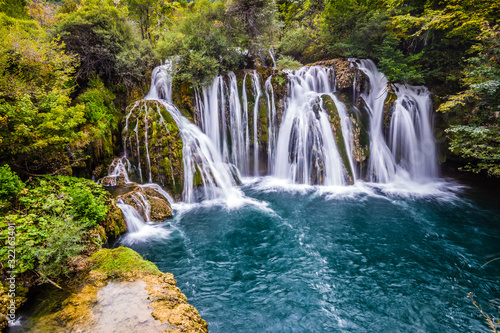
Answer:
0;176;112;280
276;55;302;70
0;165;24;205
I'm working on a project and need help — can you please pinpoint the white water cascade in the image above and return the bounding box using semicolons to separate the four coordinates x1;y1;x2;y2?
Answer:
251;71;262;175
273;66;354;185
356;59;437;182
116;200;146;233
264;76;277;173
195;70;267;176
146;68;241;203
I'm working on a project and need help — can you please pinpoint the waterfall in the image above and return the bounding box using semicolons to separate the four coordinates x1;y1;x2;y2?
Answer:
390;84;438;180
356;59;437;182
144;59;176;102
228;72;249;174
273;66;353;185
116;199;145;232
251;71;262;176
264;76;277;173
357;59;395;183
195;71;267;176
242;73;250;172
146;68;241;203
269;49;276;68
98;157;132;186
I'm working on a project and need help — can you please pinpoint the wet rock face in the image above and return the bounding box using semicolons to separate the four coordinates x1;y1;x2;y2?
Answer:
15;248;208;333
123;100;184;196
307;58;367;98
116;186;173;222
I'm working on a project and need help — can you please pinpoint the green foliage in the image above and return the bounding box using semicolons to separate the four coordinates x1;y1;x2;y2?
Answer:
278;24;320;63
0;0;28;19
445;125;500;176
226;0;279;56
0;164;24;205
0;176;112;280
374;34;424;84
127;0;177;41
89;247;160;277
276;55;302;70
155;0;247;86
53;0;154;89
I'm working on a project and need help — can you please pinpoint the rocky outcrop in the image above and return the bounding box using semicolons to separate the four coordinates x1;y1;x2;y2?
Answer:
123;100;184;198
16;248;208;333
308;58;367;96
116;185;173;222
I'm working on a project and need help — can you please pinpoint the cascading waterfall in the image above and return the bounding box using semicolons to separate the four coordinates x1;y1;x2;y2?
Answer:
111;58;439;224
251;71;261;175
390;84;438;180
242;73;250;170
356;59;395;182
264;76;277;173
146;68;241;203
273;66;354;185
144;59;176;102
356;59;437;182
116;200;146;232
227;72;249;173
195;71;268;176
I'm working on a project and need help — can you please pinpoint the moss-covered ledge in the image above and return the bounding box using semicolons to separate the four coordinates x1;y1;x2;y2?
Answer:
15;247;208;333
0;175;128;332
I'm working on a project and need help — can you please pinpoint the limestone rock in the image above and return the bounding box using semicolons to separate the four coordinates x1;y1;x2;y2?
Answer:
116;185;173;222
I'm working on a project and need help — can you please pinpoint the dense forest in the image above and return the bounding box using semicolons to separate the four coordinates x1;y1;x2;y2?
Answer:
0;0;499;331
0;0;498;180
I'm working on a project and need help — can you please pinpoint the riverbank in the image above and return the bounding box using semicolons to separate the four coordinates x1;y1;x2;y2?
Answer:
5;247;207;333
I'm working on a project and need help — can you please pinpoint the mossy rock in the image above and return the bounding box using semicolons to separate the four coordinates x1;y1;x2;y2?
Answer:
116;186;173;222
101;198;127;240
123;100;184;196
13;248;208;333
89;247;160;278
321;95;354;184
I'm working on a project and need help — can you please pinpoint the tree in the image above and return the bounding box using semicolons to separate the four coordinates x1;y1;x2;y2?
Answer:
53;0;154;90
226;0;278;60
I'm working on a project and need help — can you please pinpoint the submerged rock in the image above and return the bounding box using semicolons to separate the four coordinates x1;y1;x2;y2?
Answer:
116;185;173;222
15;248;208;333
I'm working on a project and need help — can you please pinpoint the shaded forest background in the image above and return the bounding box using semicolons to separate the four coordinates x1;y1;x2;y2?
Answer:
0;0;498;179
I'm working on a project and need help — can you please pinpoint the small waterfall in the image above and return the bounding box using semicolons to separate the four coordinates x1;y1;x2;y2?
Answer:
269;49;276;68
228;72;249;174
264;76;277;173
242;73;250;173
251;71;261;175
357;59;396;183
146;68;241;203
134;117;143;182
356;59;437;182
390;84;438;180
144;59;176;102
273;66;353;185
116;199;145;232
98;157;132;186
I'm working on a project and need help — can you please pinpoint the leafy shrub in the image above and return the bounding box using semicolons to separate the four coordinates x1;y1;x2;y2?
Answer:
155;0;247;87
53;0;154;89
0;176;113;280
0;165;24;205
276;55;302;70
446;125;500;177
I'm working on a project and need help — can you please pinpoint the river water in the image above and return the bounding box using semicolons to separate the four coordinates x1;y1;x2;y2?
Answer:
126;177;500;332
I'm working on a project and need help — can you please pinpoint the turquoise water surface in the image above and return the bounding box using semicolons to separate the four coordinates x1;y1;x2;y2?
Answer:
125;177;500;332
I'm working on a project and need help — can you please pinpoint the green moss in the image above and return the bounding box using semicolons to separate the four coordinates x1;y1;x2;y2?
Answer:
89;247;160;277
321;95;354;184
